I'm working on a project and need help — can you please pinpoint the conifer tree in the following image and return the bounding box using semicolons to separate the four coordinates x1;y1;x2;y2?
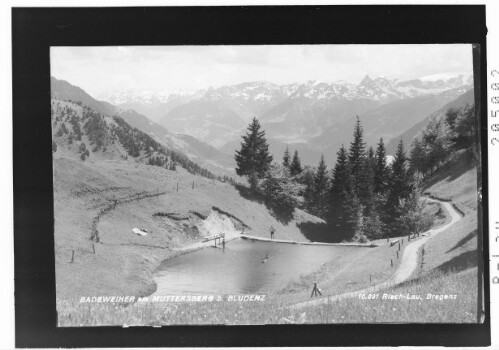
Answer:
313;154;329;217
289;150;303;176
368;146;375;159
300;166;316;211
343;179;366;242
384;139;412;235
348;117;375;210
374;137;389;194
362;146;376;212
409;137;429;176
235;117;273;188
348;117;367;178
282;146;291;169
390;139;410;195
328;145;350;229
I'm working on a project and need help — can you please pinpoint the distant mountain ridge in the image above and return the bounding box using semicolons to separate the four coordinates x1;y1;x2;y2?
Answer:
51;77;118;116
156;74;472;154
55;73;474;169
51;77;235;175
100;73;472;110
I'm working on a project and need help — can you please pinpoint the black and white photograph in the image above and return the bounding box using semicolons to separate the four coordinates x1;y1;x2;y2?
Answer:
50;44;484;326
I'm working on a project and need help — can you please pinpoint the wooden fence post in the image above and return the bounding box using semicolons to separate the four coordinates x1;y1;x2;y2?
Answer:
177;182;179;192
71;250;75;263
390;259;393;267
369;274;372;283
396;251;399;259
92;244;95;254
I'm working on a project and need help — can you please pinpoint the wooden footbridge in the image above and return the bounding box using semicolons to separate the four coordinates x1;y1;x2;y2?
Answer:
203;232;226;246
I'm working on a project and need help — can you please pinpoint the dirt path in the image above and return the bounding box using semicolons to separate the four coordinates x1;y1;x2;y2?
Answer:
290;199;462;309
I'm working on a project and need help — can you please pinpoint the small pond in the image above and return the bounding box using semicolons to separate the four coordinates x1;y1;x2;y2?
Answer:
152;239;356;296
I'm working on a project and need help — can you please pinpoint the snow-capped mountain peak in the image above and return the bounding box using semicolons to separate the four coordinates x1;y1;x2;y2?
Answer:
100;73;473;116
359;74;374;86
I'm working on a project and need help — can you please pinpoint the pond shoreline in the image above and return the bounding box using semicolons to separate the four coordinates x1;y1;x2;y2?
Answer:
240;234;379;247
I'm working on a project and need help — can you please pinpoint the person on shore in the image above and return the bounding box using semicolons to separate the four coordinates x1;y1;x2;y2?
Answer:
270;225;275;240
310;281;322;298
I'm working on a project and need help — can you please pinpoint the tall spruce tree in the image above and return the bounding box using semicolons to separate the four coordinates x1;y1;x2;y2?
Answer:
384;139;412;235
348;117;367;177
390;139;410;196
289;150;303;176
313;154;329;217
363;146;376;212
235;117;273;188
282;146;291;168
347;117;368;198
348;117;375;210
300;166;316;211
328;145;350;229
374;137;389;194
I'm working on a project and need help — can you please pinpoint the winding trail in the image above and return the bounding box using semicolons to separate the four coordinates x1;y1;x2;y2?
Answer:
290;199;463;309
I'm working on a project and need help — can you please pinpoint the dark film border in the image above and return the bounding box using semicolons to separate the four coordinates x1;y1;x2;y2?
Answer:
12;5;489;348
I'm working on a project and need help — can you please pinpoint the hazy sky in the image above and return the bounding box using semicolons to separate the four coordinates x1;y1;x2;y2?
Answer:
51;44;473;97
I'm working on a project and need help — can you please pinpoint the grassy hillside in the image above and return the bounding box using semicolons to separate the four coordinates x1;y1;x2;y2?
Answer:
420;150;480;275
118;109;236;175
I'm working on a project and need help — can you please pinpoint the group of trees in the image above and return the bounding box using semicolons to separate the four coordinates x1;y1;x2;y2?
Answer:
327;119;419;241
235;118;309;213
112;115;216;178
410;104;478;177
52;101;216;179
235;116;436;242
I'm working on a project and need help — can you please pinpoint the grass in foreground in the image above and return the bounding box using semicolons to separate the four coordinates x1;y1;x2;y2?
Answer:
57;266;477;326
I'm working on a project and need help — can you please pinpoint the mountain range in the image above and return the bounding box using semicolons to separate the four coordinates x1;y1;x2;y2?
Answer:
58;73;473;169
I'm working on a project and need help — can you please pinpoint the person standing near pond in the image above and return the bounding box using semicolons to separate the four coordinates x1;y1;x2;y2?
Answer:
270;225;275;240
310;281;322;298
